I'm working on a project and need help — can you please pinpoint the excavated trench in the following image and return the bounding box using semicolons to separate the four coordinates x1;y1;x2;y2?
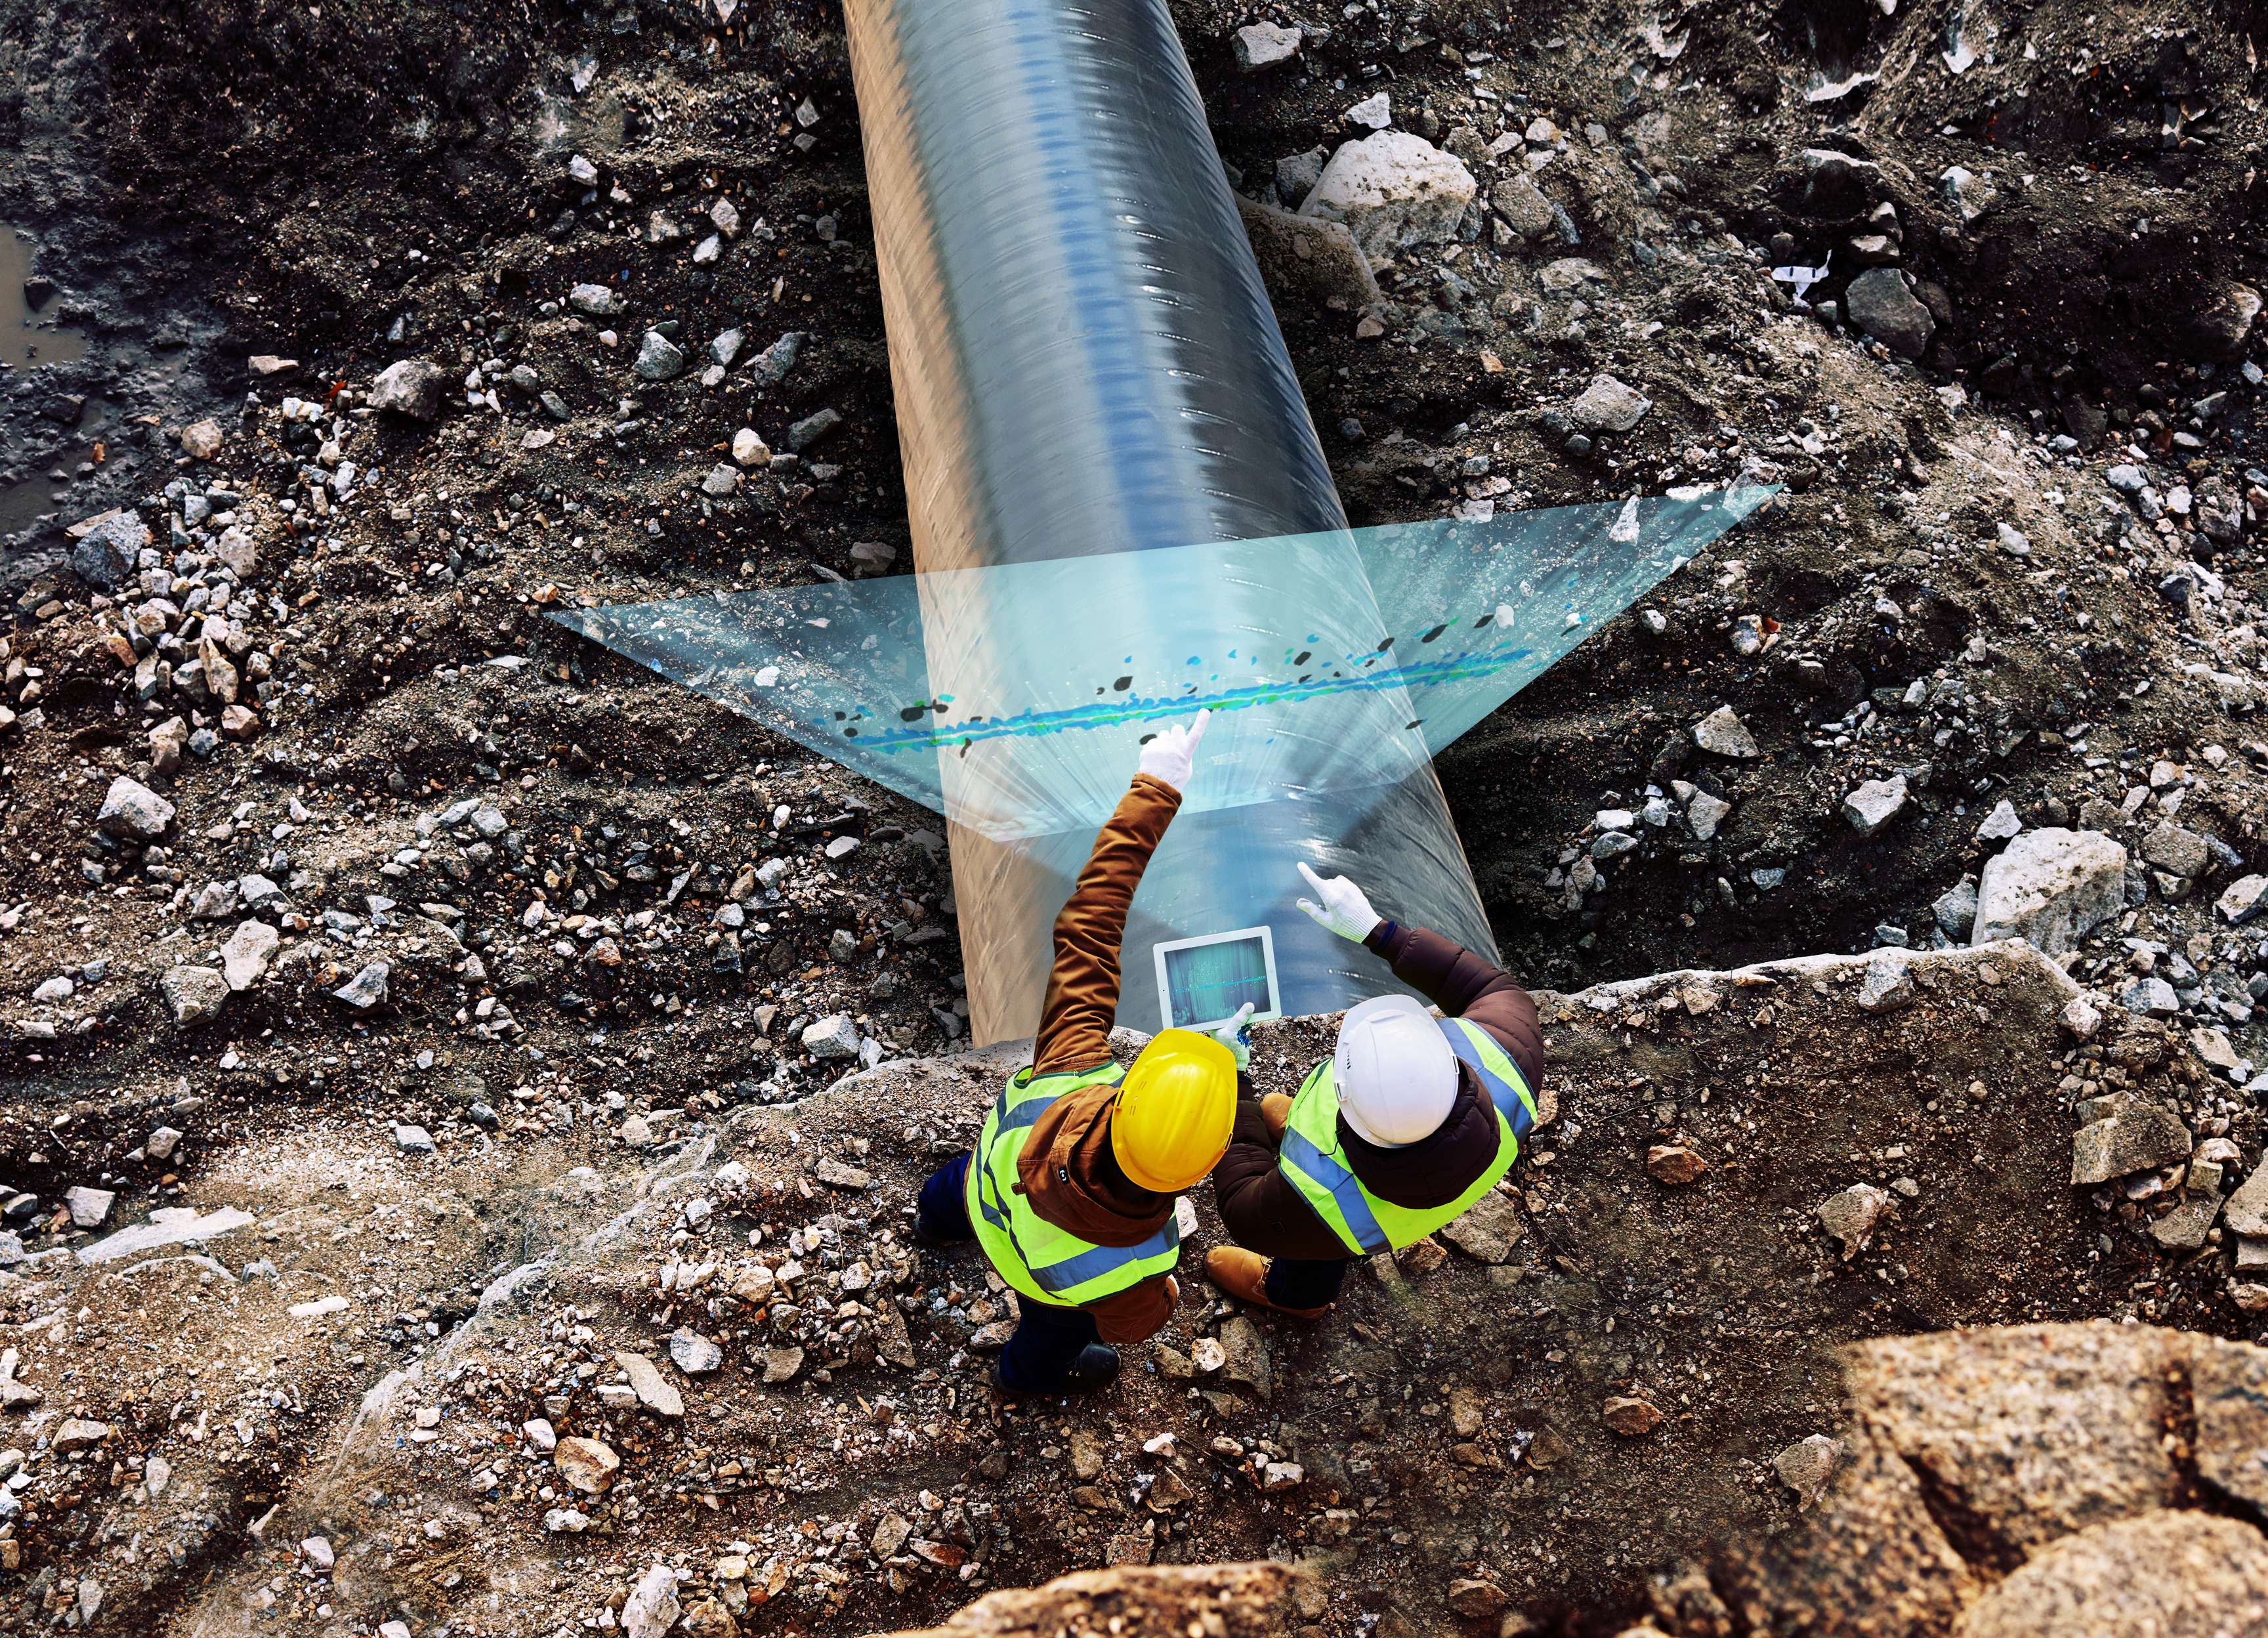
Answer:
0;0;2263;1631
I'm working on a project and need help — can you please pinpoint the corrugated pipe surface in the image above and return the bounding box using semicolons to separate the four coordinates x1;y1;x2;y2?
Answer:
845;0;1496;1045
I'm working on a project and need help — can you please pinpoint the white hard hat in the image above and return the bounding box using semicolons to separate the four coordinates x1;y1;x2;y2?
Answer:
1333;994;1458;1149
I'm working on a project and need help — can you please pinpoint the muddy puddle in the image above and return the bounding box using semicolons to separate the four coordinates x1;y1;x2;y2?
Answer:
0;227;106;552
0;395;115;543
0;228;86;372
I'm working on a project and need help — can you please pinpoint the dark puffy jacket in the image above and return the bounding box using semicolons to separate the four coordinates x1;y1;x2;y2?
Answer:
1212;921;1544;1261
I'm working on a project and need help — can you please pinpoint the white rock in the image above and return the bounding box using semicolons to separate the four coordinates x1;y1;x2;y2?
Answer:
1971;828;2128;955
732;428;771;467
97;777;175;841
1299;131;1477;259
2217;874;2268;925
333;961;390;1009
80;1205;240;1269
1691;706;1759;759
302;1536;336;1572
1233;22;1303;72
1687;790;1733;841
162;966;229;1027
1843;776;1910;837
1854;952;1914;1014
64;1187;115;1228
1344;91;1393;129
569;283;623;318
623;1565;682;1638
369;360;448;421
1975;799;2023;844
1568;374;1652;433
616;1351;685;1418
220;920;280;991
669;1329;724;1375
802;1014;862;1060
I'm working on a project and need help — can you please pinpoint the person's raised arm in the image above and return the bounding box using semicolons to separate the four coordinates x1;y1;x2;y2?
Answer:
1031;713;1210;1074
1295;860;1544;1093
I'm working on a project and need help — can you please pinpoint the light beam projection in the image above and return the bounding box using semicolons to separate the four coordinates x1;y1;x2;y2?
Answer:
555;0;1779;1046
554;486;1773;1039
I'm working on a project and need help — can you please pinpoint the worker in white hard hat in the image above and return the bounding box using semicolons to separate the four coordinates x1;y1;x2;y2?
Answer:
1206;862;1545;1317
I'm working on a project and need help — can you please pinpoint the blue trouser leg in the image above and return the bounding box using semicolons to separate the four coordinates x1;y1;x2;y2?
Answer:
917;1152;975;1243
998;1297;1104;1391
1264;1255;1351;1309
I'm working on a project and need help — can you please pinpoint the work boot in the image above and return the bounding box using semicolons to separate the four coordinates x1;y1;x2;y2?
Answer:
992;1343;1120;1397
1205;1246;1332;1320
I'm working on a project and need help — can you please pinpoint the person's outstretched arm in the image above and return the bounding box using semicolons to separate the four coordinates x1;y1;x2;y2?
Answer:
1032;713;1209;1075
1297;862;1544;1091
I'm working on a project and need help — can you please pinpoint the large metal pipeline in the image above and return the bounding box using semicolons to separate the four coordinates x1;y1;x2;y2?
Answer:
842;0;1500;1047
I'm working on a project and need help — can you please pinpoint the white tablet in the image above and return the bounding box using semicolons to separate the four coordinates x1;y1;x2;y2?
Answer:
1154;926;1282;1034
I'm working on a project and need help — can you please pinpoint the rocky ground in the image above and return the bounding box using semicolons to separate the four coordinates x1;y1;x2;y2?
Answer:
7;940;2259;1638
0;0;2265;1632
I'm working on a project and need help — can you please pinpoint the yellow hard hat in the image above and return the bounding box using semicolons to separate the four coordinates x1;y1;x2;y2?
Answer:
1111;1028;1237;1194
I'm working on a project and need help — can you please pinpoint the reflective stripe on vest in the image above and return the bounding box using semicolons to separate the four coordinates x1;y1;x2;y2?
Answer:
965;1061;1183;1307
1277;1016;1535;1256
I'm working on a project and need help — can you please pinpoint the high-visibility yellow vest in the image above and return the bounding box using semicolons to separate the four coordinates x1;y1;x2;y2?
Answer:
1276;1017;1536;1256
967;1061;1183;1309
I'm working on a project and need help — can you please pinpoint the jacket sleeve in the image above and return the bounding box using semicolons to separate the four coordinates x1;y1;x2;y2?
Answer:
1364;921;1545;1095
1211;1085;1361;1261
1032;775;1183;1075
1085;1270;1176;1345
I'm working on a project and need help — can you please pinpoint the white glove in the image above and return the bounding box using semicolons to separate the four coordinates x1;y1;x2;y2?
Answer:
1297;862;1382;944
1137;709;1210;793
1206;1001;1255;1072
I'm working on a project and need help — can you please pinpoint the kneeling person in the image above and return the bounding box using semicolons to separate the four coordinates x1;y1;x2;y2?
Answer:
914;715;1236;1393
1209;862;1545;1316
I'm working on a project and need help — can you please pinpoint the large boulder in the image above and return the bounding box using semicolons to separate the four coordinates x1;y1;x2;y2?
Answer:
872;1564;1301;1638
1298;131;1477;259
1957;1511;2268;1637
1971;828;2127;954
1844;268;1935;359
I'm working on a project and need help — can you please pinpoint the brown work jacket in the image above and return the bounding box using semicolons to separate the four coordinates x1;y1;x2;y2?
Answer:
1007;774;1183;1343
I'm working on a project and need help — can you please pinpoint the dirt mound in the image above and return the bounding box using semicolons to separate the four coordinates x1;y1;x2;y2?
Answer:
3;940;2256;1635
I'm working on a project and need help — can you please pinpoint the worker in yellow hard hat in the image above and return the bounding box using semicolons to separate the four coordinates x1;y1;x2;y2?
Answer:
914;712;1238;1395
